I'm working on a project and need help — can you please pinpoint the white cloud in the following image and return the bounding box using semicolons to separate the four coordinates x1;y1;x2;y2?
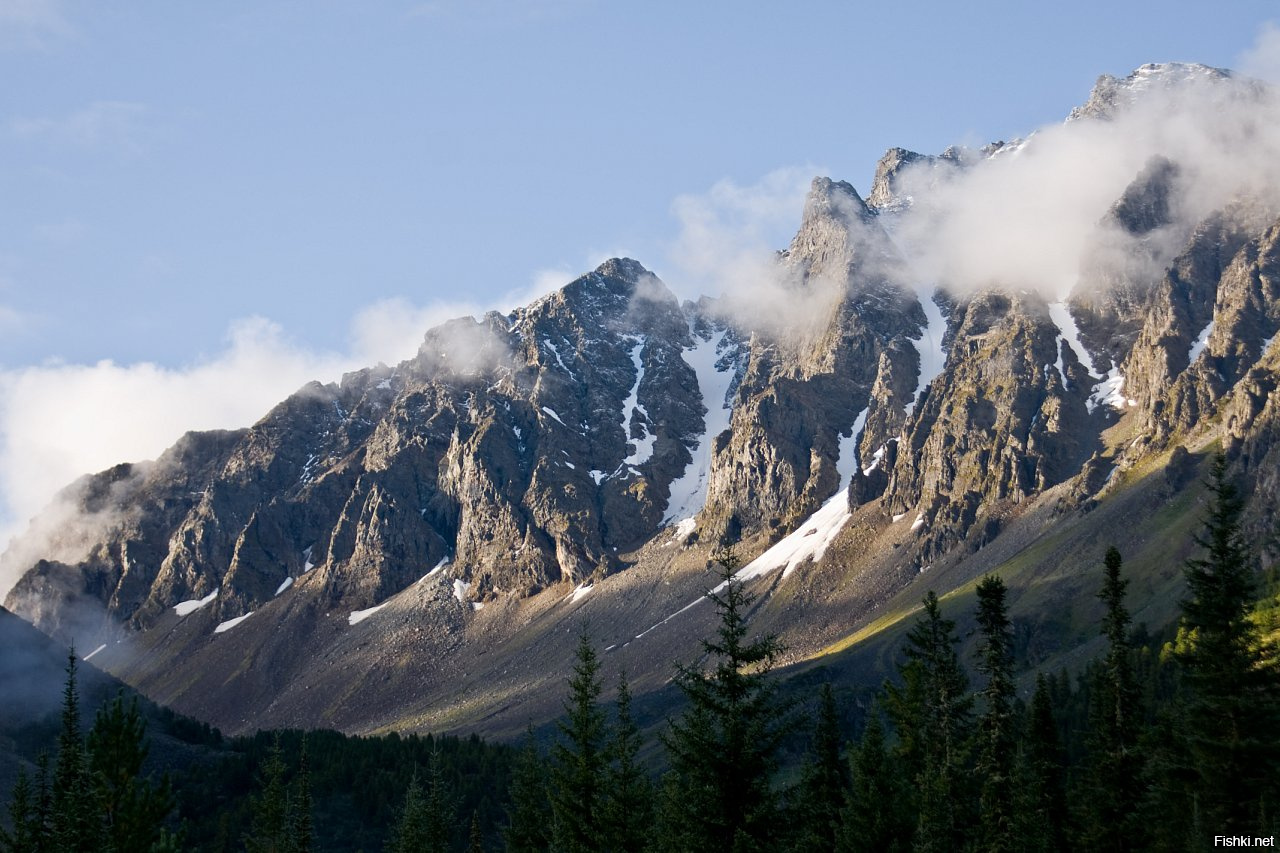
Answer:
349;296;484;365
0;262;592;597
1240;21;1280;84
890;65;1280;300
0;317;355;595
665;166;816;301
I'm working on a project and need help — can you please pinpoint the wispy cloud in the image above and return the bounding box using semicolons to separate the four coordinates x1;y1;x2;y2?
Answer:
0;260;599;597
9;101;151;154
666;166;817;303
0;0;71;50
1239;21;1280;84
889;62;1280;300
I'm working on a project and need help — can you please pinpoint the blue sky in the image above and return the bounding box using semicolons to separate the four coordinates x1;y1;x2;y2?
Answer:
0;0;1277;565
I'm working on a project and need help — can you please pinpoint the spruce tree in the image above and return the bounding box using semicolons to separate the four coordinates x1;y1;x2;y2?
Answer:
86;692;174;853
600;671;651;853
389;756;452;853
51;651;98;853
32;752;52;853
1014;674;1066;853
467;811;484;853
884;591;972;853
1082;546;1144;850
390;771;429;853
657;547;791;852
1;767;36;853
974;575;1016;853
836;708;910;853
288;736;312;853
502;730;550;853
1177;455;1280;834
245;735;289;853
550;631;607;852
793;683;847;853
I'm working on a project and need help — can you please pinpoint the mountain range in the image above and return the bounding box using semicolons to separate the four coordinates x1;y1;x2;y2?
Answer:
4;61;1279;741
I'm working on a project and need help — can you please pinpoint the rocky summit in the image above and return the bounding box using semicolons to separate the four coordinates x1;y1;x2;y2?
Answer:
4;63;1280;739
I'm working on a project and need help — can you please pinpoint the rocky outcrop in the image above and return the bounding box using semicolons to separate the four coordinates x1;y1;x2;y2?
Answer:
884;290;1097;561
702;178;926;539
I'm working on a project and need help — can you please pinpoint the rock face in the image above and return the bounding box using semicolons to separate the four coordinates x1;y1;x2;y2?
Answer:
702;178;925;539
6;63;1280;738
7;259;711;625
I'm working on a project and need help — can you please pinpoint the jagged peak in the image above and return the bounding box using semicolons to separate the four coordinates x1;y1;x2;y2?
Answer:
867;149;927;211
593;257;653;283
800;177;873;229
1069;62;1236;121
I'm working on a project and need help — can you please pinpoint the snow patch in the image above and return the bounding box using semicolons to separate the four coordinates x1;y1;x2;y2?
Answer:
568;583;593;603
174;588;218;617
420;555;450;582
302;545;315;573
837;408;868;489
543;338;575;378
1048;302;1098;380
910;513;925;532
663;328;736;524
541;406;565;425
348;602;388;625
214;612;253;634
620;339;656;467
907;291;948;414
738;490;852;581
589;469;607;485
84;644;106;661
1264;334;1276;354
1090;367;1137;412
1188;320;1214;364
672;517;697;544
452;578;470;603
892;512;907;523
274;576;294;596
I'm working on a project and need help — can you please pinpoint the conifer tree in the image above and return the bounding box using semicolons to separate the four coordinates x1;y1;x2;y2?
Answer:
793;683;847;853
550;631;607;852
1;767;36;853
974;575;1016;853
87;692;175;853
389;756;452;853
1177;455;1280;834
600;671;651;853
32;752;52;853
1082;546;1144;850
390;771;429;853
884;591;972;853
657;547;791;853
288;736;312;853
836;708;910;853
1014;674;1066;853
503;730;550;853
468;811;484;853
245;735;290;853
51;651;98;853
